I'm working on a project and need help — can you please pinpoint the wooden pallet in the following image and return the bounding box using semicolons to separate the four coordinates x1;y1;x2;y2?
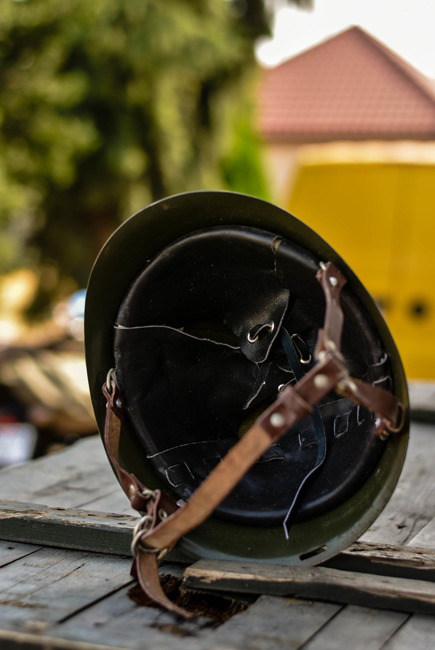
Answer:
1;423;435;649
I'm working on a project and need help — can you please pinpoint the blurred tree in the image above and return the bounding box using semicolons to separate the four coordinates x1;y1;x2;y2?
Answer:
0;0;307;316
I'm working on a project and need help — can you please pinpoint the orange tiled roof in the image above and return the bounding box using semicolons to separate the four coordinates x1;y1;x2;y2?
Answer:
258;26;435;142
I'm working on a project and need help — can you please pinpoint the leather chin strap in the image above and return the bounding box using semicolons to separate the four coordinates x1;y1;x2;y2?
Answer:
102;262;407;618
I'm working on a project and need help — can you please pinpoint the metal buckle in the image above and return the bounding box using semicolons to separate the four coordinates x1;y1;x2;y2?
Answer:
105;368;116;394
131;514;154;556
130;511;169;561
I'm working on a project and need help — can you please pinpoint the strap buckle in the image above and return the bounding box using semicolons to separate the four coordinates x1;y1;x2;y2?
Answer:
131;514;169;561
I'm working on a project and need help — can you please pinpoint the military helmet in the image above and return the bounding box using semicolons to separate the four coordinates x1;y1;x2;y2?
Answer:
85;190;408;567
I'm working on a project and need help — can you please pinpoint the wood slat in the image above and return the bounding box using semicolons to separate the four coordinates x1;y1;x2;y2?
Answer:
210;594;341;650
49;583;210;650
381;613;435;649
0;436;120;510
292;605;407;650
0;501;191;563
0;540;40;567
0;501;136;557
361;422;435;546
184;559;435;615
3;500;435;581
0;547;132;629
408;517;435;549
0;629;128;650
324;541;435;581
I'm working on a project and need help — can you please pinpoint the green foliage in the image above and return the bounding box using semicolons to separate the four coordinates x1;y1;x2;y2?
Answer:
220;104;270;200
0;0;297;314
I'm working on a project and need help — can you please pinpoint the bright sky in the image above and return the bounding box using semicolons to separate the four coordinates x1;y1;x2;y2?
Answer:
256;0;435;78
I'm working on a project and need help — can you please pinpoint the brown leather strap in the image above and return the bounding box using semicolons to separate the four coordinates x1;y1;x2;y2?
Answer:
103;378;186;616
102;261;407;617
132;355;345;554
315;261;346;355
103;354;345;618
103;377;178;516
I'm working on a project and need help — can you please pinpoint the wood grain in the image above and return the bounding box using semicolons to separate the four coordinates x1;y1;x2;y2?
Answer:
184;559;435;615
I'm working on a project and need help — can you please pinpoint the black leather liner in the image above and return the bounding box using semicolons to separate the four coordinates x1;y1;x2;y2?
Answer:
114;226;389;525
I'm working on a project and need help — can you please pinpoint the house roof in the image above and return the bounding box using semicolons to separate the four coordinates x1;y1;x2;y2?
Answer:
258;26;435;142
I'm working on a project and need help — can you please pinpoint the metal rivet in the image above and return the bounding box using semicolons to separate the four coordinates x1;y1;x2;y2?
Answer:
247;321;275;343
270;412;285;428
329;276;338;287
115;398;122;409
314;374;329;389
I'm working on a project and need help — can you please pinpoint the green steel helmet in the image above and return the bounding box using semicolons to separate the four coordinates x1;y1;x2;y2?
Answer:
85;190;408;566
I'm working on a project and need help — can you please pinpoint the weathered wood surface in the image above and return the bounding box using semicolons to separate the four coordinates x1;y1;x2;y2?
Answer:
184;559;435;614
0;539;38;567
0;435;126;511
0;546;132;631
0;422;435;649
0;501;136;556
325;541;435;581
360;422;435;546
3;501;435;583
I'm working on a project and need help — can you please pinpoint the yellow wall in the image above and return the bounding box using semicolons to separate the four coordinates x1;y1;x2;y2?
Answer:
287;161;435;379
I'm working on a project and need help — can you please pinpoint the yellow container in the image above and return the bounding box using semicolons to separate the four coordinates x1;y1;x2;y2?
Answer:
286;144;435;379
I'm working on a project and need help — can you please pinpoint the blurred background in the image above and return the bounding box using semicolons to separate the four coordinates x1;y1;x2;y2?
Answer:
1;0;434;465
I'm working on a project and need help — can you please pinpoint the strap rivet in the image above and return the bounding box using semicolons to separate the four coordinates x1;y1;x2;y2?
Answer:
314;374;329;389
270;412;285;428
115;398;122;409
329;276;338;287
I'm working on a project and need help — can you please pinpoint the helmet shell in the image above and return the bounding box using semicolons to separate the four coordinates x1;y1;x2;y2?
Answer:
85;190;408;565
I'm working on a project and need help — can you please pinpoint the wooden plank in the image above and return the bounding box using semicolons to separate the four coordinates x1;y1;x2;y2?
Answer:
0;540;40;567
361;422;435;545
211;594;341;650
4;500;435;578
0;547;132;628
0;501;136;556
0;435;134;516
408;517;435;549
0;501;191;563
302;605;408;650
183;559;435;615
0;629;128;650
324;541;435;582
0;436;119;510
79;491;134;516
34;564;339;650
382;613;435;649
49;583;211;650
